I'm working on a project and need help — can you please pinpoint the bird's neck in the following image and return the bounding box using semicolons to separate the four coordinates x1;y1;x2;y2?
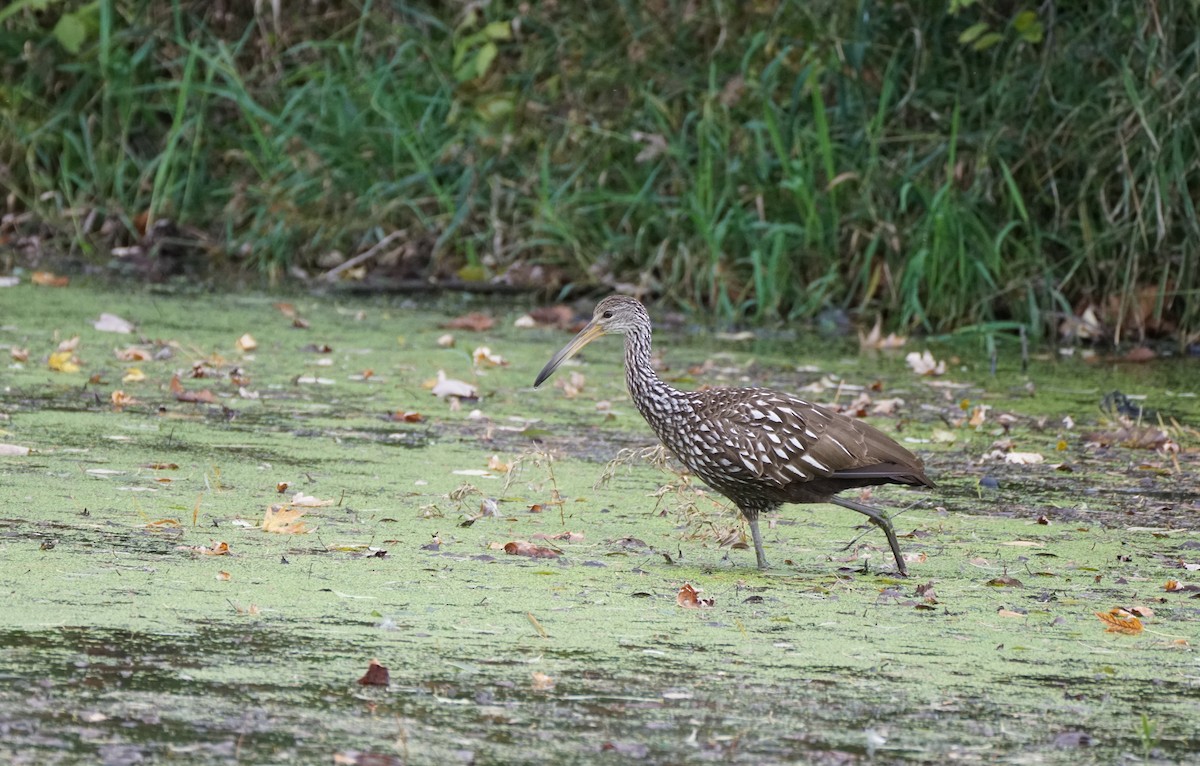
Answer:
623;326;685;420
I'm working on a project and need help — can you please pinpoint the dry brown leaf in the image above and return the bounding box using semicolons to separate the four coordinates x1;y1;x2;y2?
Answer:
487;454;511;473
677;582;714;608
389;410;424;423
531;671;556;691
997;609;1026;618
527;305;576;329
114;346;151;362
215;571;231;581
174;541;229;555
170;374;217;404
110;390;137;409
262;504;310;534
31;271;69;287
858;318;908;350
357;659;390;686
503;540;561;558
472;346;508;367
531;531;584;542
1096;609;1143;635
442;312;494;332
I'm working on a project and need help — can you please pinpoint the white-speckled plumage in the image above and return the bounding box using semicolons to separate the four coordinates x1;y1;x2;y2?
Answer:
534;296;934;574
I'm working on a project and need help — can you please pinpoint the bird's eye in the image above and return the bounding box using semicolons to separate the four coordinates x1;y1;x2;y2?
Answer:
602;311;613;319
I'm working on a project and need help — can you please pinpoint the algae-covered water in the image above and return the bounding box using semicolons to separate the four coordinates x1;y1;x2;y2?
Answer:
1;283;1198;765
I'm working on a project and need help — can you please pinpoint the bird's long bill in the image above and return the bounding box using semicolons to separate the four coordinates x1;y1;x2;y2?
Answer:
533;321;605;388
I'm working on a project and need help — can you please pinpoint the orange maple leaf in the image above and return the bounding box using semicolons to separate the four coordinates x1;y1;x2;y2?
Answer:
1096;609;1143;635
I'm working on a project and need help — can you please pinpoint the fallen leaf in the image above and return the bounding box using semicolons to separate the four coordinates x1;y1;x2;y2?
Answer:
48;350;80;373
1096;609;1143;635
430;370;478;399
1005;452;1045;465
503;540;561;558
859;318;908;350
120;368;146;383
443;312;494;332
10;347;29;363
114;346;151;361
236;333;257;352
676;582;714;608
486;454;511;473
93;313;134;333
110;390;137;409
262;504;310;534
1128;605;1154;618
57;336;80;352
531;671;555;691
527;305;576;329
472;346;508;367
31;271;69;287
436;333;456;348
997;609;1026;618
871;397;905;416
0;444;31;456
290;492;335;507
987;576;1024;588
357;659;390;686
276;482;289;493
170;374;216;403
531;531;584;542
389;410;424;423
968;405;989;428
905;350;946;376
175;541;230;556
215;571;231;581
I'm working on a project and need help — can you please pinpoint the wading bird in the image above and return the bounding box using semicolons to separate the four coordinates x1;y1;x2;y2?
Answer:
534;296;933;575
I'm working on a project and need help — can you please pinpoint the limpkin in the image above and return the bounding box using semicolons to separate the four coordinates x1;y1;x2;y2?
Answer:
533;296;933;575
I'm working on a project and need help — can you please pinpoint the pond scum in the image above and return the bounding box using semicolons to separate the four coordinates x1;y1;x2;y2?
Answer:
1;284;1198;764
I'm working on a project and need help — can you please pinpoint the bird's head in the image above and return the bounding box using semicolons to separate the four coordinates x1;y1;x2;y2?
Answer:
533;296;648;388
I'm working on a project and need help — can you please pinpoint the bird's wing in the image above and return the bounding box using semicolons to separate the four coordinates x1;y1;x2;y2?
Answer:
690;389;847;486
692;388;929;488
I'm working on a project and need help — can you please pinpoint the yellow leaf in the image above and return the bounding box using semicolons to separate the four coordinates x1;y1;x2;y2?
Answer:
262;504;309;534
236;333;257;352
48;351;80;373
122;367;146;383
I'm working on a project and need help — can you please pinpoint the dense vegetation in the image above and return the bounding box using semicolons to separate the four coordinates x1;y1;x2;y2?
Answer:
2;1;1197;339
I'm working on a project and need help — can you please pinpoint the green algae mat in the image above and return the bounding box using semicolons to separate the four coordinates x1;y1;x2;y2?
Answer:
1;283;1198;765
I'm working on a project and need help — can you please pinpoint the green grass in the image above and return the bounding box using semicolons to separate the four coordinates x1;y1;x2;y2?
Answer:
2;1;1198;338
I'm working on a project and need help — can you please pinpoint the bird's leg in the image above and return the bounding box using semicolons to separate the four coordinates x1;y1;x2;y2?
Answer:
829;497;908;576
743;508;770;569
